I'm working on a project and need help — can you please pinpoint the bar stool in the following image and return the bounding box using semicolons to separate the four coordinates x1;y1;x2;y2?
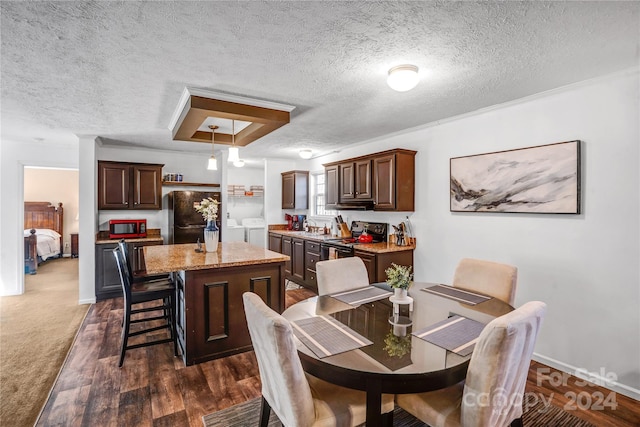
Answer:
112;246;178;367
118;239;171;284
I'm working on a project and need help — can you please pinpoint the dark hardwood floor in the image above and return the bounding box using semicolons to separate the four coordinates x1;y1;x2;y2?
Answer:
37;287;639;426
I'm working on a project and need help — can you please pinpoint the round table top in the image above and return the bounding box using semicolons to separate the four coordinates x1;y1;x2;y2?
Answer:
282;282;513;382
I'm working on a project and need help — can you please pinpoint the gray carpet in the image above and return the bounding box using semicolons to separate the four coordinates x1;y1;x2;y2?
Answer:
203;395;596;427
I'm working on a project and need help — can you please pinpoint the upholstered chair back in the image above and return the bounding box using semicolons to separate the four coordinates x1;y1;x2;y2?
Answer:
461;301;546;426
453;258;518;305
242;292;315;426
316;257;370;296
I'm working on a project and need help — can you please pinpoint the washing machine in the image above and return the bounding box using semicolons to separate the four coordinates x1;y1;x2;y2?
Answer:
226;219;246;242
242;217;266;247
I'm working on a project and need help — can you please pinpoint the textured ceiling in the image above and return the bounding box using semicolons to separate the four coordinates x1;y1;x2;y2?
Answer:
1;1;638;160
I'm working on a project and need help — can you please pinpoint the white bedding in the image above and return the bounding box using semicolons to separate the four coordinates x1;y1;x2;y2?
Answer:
24;229;61;260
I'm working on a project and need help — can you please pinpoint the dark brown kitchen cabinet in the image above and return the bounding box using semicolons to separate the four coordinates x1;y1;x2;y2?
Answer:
281;170;309;209
95;240;164;300
325;165;339;206
292;237;305;282
304;240;321;292
354;249;414;284
98;161;163;210
281;235;292;277
270;232;319;292
324;149;415;211
373;150;415;211
340;159;372;201
268;233;282;253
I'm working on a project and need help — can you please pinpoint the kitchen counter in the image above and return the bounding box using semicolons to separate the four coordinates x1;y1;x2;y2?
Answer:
267;229;416;253
143;241;289;275
143;241;288;366
95;228;163;245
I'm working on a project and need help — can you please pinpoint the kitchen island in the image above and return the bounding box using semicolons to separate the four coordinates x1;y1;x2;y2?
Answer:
144;242;289;365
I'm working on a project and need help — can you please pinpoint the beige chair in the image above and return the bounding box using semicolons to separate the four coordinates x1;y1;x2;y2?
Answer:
453;258;518;305
242;292;395;427
396;301;546;427
316;257;370;296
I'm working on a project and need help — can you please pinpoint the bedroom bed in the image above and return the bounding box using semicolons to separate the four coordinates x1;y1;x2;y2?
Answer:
24;202;64;274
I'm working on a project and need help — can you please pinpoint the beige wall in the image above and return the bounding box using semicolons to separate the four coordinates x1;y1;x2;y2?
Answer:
24;167;79;256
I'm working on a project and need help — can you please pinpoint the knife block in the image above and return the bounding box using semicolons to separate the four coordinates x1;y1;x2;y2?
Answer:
339;223;351;237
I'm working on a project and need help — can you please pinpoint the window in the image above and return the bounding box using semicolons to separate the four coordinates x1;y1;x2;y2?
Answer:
311;171;336;217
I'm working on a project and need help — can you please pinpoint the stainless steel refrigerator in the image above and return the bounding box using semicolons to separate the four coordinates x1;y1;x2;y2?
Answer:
168;190;222;244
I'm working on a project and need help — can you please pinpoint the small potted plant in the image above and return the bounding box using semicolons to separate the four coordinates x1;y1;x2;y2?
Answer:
385;263;414;300
194;197;220;252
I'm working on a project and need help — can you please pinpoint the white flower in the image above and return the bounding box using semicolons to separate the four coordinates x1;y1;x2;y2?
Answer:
194;197;220;221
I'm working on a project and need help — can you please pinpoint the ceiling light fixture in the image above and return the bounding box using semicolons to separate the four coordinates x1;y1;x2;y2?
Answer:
207;125;218;170
299;149;313;159
233;159;245;168
228;119;240;163
387;64;419;92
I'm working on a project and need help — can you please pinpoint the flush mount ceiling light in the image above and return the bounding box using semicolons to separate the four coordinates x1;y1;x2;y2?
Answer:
207;125;218;170
169;88;296;147
387;64;419;92
299;149;313;159
228;119;240;163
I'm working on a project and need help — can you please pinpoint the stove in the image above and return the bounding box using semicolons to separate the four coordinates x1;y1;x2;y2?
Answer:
321;221;387;259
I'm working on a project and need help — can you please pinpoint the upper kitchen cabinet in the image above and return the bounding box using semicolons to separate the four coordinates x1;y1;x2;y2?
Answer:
373;149;416;211
339;159;372;201
323;149;416;211
281;170;309;209
325;165;339;206
98;161;164;210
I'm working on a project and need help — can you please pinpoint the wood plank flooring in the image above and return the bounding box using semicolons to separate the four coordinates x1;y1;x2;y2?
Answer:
37;288;639;426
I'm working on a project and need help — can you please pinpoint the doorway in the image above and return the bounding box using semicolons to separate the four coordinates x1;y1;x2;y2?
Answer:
23;167;79;287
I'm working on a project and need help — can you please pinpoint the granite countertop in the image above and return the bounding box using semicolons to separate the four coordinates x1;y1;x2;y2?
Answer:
143;241;290;275
267;229;416;254
95;229;163;245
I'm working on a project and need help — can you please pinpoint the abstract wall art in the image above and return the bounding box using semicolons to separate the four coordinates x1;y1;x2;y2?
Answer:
450;140;581;214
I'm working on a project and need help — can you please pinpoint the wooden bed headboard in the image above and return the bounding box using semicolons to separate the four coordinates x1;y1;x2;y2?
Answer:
24;201;64;238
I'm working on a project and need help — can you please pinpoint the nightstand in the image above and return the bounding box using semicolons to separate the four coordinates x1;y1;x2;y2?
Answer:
71;233;79;258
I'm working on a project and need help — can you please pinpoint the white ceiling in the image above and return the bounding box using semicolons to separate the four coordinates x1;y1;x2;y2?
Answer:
1;1;638;160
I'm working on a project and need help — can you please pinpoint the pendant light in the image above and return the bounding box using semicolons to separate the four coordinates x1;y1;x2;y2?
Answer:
207;125;218;170
228;119;240;163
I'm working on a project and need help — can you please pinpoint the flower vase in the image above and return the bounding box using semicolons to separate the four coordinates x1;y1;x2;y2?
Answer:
394;288;408;300
204;220;219;253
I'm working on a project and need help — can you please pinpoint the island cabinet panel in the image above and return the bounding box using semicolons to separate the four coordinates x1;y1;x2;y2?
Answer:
181;262;284;366
204;281;229;341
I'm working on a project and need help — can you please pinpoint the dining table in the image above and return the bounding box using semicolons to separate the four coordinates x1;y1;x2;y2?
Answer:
281;282;514;427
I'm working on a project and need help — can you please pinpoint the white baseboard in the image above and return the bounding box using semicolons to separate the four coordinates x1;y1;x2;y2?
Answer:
79;297;96;305
533;353;640;401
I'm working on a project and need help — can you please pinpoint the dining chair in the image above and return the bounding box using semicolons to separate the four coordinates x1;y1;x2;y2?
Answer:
242;292;395;427
113;246;178;367
396;300;547;427
316;257;370;296
453;258;518;305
